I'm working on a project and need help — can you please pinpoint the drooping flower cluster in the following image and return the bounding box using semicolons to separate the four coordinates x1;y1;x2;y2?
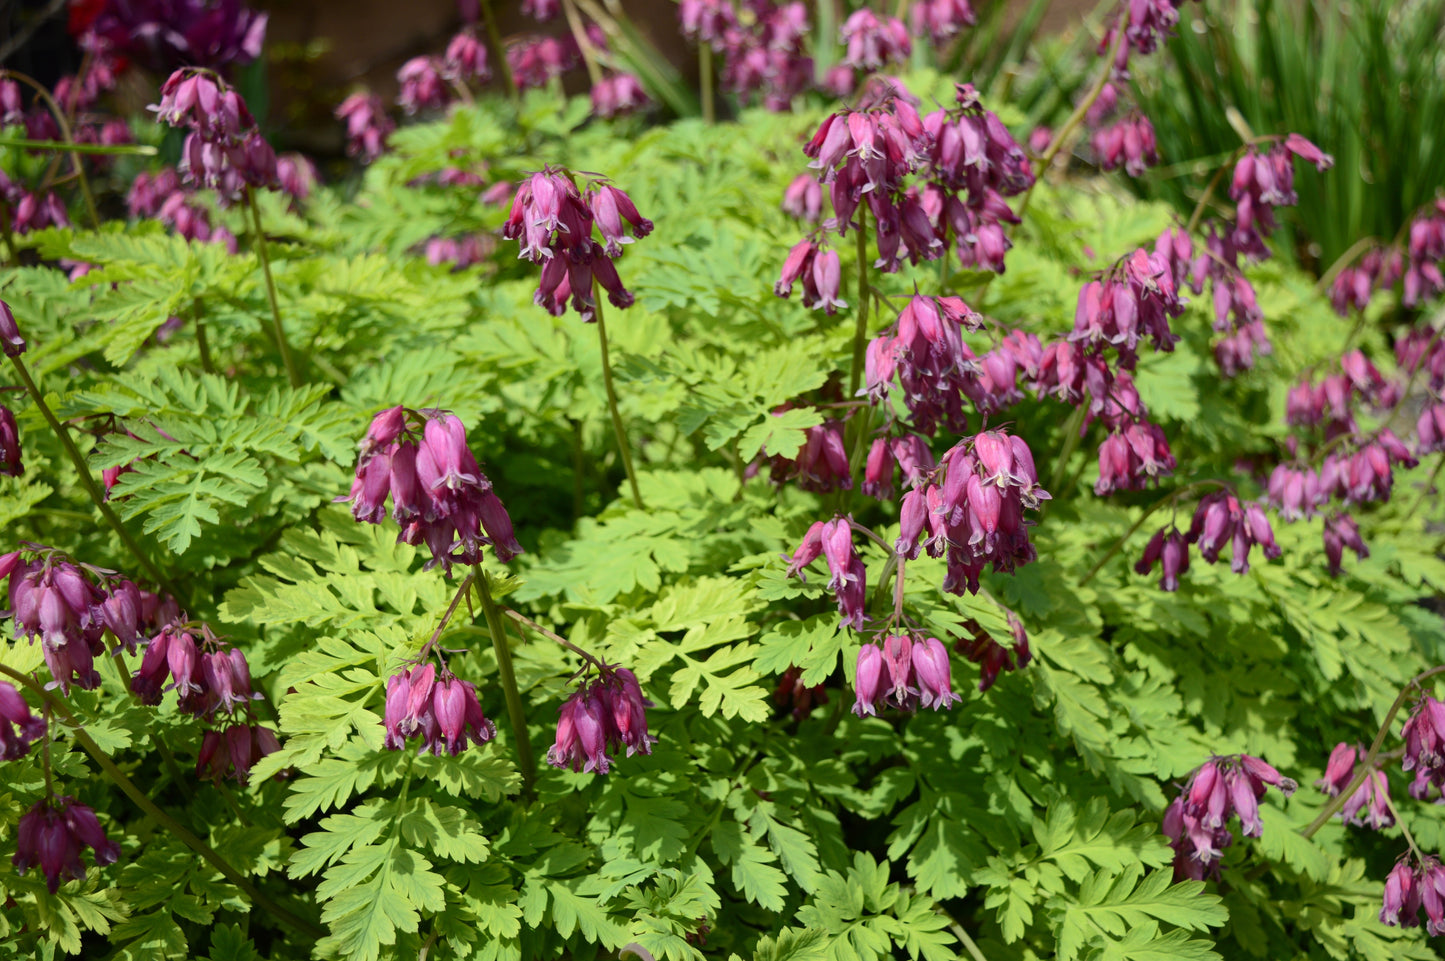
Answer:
341;406;523;574
775;240;846;313
1263;339;1431;577
1188;136;1333;374
781;174;823;223
502;167;652;321
0;404;20;477
788;431;1049;620
1032;245;1185;495
852;634;959;716
777;80;1031;306
1381;856;1445;935
840;9;911;71
863;293;983;435
1099;0;1199;74
547;667;656;774
0;680;45;760
1330;247;1402;316
86;0;267;74
127;166;238;248
150;68;277;201
909;0;976;46
2;547;167;693
507;35;582;90
395;28;495;117
916;431;1050;595
1316;742;1392;829
591;73;651;119
1162;754;1297;881
127;619;277;782
12;796;120;894
1132;490;1281;590
1091;114;1158;177
335;93;394;163
922;83;1035;272
1133;526;1190;591
383;663;496;756
680;0;814;110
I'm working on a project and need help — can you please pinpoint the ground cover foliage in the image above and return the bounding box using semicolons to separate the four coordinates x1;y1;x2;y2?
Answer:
0;3;1444;961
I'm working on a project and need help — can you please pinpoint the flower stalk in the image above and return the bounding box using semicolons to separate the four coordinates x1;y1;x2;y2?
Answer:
245;188;302;388
849;207;871;397
472;565;537;797
592;295;645;509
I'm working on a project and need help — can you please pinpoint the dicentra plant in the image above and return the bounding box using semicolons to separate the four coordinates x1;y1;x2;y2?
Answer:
0;1;1443;960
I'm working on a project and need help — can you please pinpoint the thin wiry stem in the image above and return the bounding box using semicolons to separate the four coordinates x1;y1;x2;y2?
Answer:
592;295;645;509
472;566;537;797
849;207;871;397
245;189;302;388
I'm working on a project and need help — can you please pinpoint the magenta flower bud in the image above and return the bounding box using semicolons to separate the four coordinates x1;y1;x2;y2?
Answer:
397;56;450;114
820;517;857;589
775;239;815;298
590;73;650;119
1227;770;1263;837
608;667;654;756
0;404;21;476
1135;528;1166;577
809;249;847;315
880;634;916;707
1284;133;1333;171
911;638;960;710
786;521;827;580
573;691;611;774
782;174;823;223
1424;861;1445;936
896;487;929;559
383;670;411;750
477;492;524;563
1240;754;1297;796
863;437;895;500
13;797;119;893
131;630;172;705
0;680;45;760
101;580;142;651
1323;512;1369;577
433;678;467;754
852;643;884;717
1317;742;1358;797
1381;861;1421;927
165;629;202;699
443;30;491;83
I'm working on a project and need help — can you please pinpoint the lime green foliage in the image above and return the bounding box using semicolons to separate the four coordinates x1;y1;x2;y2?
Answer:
0;64;1442;961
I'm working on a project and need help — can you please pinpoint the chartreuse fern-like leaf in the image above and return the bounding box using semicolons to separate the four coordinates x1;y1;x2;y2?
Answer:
57;367;352;553
1048;863;1227;961
795;852;958;961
